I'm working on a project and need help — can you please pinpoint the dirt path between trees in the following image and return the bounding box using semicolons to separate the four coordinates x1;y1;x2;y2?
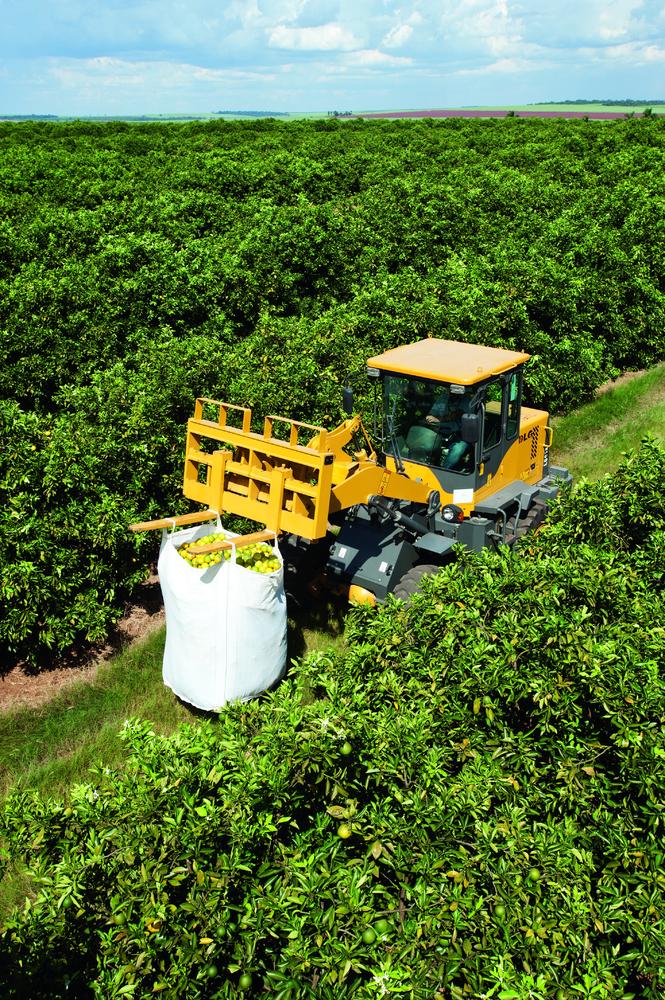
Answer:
0;574;164;713
596;370;646;394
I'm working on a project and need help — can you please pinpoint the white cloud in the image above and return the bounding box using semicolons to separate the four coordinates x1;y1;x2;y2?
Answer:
517;0;657;51
347;48;412;65
233;0;262;28
577;39;665;63
419;0;526;66
598;23;630;41
383;23;413;48
49;55;276;92
598;0;643;40
455;56;538;76
268;22;359;50
256;0;310;24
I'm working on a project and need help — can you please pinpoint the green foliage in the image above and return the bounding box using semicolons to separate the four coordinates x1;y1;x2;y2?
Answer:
0;334;236;662
1;117;665;663
544;435;665;549
1;442;664;997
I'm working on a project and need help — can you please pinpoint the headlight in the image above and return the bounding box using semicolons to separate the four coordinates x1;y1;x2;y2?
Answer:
442;504;464;523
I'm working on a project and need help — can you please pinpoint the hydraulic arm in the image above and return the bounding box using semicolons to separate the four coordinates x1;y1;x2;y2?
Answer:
180;398;437;538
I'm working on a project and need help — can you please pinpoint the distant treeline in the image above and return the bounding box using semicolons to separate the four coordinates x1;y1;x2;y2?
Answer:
539;98;665;106
3;114;210;123
0;114;59;120
215;110;291;117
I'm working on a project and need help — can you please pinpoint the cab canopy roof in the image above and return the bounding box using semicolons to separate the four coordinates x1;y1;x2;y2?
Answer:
367;339;530;386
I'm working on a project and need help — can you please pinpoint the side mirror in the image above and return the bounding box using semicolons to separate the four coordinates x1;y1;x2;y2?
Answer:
460;412;480;444
342;386;354;415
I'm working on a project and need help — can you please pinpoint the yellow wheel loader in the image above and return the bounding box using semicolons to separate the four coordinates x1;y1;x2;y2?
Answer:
131;339;571;604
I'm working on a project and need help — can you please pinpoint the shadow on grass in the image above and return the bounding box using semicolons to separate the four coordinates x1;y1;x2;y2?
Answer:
286;595;348;662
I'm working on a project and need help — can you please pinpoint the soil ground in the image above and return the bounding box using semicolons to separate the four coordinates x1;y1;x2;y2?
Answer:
0;573;164;713
595;370;645;394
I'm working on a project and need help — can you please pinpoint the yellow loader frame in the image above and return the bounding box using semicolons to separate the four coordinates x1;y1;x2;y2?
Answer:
130;397;437;544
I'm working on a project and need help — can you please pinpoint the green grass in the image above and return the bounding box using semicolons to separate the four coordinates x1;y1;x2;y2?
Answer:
0;603;346;801
0;629;187;800
552;365;665;480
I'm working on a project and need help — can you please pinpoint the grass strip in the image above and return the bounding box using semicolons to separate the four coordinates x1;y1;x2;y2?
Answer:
0;604;346;801
0;629;196;800
552;364;665;480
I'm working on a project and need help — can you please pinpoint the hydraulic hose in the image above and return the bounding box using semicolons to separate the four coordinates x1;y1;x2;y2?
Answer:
367;495;426;536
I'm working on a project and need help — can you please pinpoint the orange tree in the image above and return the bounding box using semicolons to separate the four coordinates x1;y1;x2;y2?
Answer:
1;117;665;664
1;441;664;998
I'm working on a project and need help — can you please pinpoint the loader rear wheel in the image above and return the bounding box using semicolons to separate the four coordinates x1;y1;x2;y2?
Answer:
505;501;548;544
517;500;548;539
393;564;439;605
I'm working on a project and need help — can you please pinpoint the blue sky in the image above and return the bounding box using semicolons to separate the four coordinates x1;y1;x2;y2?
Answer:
2;0;664;115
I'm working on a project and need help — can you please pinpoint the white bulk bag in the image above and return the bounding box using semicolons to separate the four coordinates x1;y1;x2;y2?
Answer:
157;521;287;710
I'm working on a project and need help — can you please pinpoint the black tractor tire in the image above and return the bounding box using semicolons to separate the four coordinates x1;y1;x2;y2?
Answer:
506;500;548;544
393;563;440;605
279;534;331;609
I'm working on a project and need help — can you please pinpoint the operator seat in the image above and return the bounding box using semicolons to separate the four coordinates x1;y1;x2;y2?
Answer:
405;424;442;464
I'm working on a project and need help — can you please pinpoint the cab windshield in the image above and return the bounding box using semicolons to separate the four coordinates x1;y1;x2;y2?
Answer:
383;374;473;474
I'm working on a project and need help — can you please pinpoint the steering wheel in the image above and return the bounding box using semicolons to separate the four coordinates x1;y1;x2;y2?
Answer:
424;418;456;439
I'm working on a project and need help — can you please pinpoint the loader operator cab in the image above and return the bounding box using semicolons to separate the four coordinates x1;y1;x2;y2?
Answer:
383;375;475;473
366;339;530;493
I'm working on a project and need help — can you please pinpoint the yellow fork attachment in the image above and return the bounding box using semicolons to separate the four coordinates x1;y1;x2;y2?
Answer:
182;398;338;540
129;509;220;532
130;398;435;545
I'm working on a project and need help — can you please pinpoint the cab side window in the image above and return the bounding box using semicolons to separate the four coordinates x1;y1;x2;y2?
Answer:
506;371;521;440
483;380;504;452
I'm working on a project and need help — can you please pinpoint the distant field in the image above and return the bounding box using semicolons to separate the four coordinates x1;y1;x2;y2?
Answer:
3;104;663;123
504;103;664;112
347;104;663;120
